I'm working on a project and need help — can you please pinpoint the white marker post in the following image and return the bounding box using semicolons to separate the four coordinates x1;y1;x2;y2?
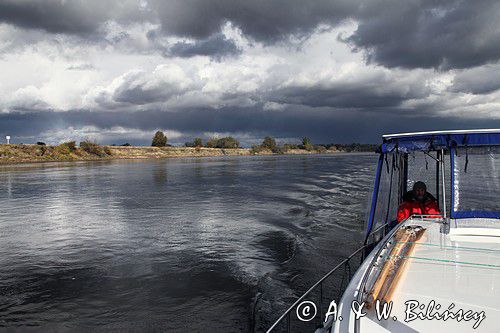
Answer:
6;136;10;144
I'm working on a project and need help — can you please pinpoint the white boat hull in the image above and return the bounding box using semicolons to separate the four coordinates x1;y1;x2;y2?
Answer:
333;217;500;332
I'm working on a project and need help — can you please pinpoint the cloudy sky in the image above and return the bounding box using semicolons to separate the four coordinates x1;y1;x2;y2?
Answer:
0;0;499;146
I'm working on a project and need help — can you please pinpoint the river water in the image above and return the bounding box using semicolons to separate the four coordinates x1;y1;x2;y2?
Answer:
0;153;377;332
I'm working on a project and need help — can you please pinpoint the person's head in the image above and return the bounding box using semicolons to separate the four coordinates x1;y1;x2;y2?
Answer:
413;181;427;201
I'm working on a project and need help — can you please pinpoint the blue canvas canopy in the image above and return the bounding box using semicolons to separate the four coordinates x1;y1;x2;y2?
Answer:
381;129;500;153
365;129;500;241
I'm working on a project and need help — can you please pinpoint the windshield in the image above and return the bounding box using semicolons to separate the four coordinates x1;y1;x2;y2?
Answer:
452;146;500;218
366;149;451;239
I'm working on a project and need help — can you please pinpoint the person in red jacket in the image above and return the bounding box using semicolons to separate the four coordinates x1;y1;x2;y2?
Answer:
397;181;441;223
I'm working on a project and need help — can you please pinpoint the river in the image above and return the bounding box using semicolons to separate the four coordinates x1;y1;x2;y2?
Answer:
0;153;377;332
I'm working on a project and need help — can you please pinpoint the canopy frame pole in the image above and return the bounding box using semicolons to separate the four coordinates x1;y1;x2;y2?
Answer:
401;153;408;202
436;151;440;207
441;149;447;220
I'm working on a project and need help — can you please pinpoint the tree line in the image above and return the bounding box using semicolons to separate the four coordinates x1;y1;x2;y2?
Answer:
152;131;241;149
150;131;377;152
32;131;377;153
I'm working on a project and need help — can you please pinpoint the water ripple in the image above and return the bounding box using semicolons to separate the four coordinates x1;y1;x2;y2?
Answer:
0;154;377;331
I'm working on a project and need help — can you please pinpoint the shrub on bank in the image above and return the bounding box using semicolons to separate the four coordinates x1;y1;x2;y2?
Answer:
56;144;71;155
80;141;112;157
252;136;285;154
39;145;47;156
216;137;239;148
261;136;285;154
283;143;299;151
314;145;327;153
250;145;263;155
205;136;240;149
272;146;285;154
186;137;204;147
205;137;217;148
62;141;77;151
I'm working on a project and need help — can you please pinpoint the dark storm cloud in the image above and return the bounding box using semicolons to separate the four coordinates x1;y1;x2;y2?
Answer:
152;0;500;69
8;100;51;113
347;0;500;69
112;75;177;106
273;87;406;108
113;86;167;106
151;0;357;42
0;0;357;42
2;108;499;145
2;1;499;70
168;34;241;60
0;0;112;35
102;68;195;106
270;79;428;109
450;65;500;94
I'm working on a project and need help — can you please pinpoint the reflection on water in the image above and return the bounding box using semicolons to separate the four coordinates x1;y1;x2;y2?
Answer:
0;154;376;331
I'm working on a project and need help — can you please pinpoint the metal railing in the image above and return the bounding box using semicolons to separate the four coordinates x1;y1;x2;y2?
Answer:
266;223;389;333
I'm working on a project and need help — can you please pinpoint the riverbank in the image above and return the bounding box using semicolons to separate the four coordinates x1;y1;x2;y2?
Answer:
0;144;342;164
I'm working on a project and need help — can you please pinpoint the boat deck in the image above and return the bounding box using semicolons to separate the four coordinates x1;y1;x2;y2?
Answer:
334;217;500;332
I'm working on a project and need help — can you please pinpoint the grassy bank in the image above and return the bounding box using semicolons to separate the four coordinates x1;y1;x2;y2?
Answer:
0;144;340;164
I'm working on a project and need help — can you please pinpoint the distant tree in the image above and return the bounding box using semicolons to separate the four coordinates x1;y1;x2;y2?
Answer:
121;143;131;146
193;137;203;147
322;143;377;152
205;137;218;148
185;137;204;147
215;137;240;148
204;136;240;149
36;141;46;146
260;136;285;154
302;137;313;151
261;136;277;150
151;131;167;147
